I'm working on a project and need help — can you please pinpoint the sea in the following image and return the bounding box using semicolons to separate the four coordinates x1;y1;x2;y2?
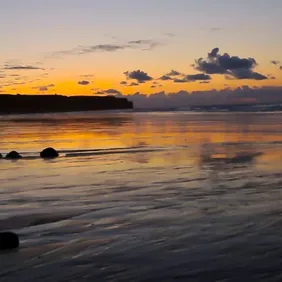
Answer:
0;110;282;281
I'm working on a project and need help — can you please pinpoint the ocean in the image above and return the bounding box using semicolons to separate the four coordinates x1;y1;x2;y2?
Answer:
1;111;282;281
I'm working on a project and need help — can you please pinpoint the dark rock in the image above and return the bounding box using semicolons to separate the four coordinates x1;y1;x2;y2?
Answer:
0;232;19;250
0;153;2;159
40;147;59;159
5;151;22;159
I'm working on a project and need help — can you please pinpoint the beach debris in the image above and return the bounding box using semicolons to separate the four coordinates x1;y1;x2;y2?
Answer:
40;147;59;159
5;151;22;159
0;232;19;251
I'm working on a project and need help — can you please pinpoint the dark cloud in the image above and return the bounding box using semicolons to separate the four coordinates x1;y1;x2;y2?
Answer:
174;78;187;83
32;84;55;92
124;70;153;83
208;47;220;59
94;91;105;95
194;48;267;80
103;89;121;95
174;73;211;83
129;82;139;86
120;81;127;85
159;75;173;81
4;65;44;70
151;83;162;88
93;88;121;95
271;60;280;65
166;70;182;76
78;80;90;85
228;69;268;80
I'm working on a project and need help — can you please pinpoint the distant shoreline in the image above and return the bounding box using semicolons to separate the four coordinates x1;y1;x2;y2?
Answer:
0;94;133;115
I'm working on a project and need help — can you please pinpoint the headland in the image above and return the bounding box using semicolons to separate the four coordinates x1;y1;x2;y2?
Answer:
0;94;133;114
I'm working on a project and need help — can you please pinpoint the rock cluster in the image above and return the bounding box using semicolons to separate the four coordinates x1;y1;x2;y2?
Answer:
0;148;59;160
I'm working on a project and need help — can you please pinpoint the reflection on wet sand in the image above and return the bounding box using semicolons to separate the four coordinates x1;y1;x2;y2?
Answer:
1;111;282;169
198;142;264;165
1;111;282;281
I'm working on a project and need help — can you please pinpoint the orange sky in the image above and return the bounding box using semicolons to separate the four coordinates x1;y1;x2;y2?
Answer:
1;1;282;96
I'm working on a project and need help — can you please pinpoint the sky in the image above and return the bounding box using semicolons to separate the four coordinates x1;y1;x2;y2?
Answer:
0;0;282;103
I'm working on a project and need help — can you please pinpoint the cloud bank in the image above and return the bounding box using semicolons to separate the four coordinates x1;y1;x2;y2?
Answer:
116;86;282;109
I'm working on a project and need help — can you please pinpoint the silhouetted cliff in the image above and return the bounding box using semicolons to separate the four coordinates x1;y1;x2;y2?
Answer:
0;94;133;114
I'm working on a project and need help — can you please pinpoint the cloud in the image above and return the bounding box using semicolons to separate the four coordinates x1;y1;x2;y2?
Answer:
271;60;280;65
228;69;268;80
4;65;44;70
103;88;121;95
32;84;55;92
159;75;173;81
128;40;153;44
78;80;90;85
120;81;127;85
94;91;105;95
81;74;94;78
151;83;162;88
117;86;282;109
194;48;267;80
166;70;183;76
49;40;162;58
128;39;162;50
129;82;139;86
2;81;27;87
174;73;212;83
271;61;282;70
124;70;153;83
93;88;121;95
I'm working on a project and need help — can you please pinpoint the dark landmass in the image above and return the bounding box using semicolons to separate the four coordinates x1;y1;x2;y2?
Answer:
188;103;282;112
0;94;133;114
